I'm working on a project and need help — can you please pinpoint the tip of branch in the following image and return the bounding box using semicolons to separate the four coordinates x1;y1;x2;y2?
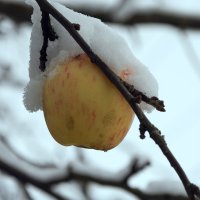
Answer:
139;124;147;139
150;97;166;112
121;79;166;112
72;23;80;31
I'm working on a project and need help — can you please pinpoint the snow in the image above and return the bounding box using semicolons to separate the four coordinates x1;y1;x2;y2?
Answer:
145;180;186;195
24;76;45;112
24;0;158;112
0;173;28;200
89;184;135;200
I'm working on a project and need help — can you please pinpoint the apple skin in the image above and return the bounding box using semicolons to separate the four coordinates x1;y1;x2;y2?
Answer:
43;54;134;151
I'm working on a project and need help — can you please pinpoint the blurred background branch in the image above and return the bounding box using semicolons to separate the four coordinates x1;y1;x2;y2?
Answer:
1;1;200;29
0;136;190;200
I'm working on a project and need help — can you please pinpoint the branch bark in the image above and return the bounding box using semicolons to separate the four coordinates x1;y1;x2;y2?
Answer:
1;1;200;30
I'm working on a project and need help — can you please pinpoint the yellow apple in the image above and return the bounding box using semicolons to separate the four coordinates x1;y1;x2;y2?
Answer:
42;54;134;151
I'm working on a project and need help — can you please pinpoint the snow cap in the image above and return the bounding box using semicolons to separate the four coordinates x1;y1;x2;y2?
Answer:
24;0;158;112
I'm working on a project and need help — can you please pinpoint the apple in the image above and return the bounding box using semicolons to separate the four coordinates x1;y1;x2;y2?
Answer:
42;54;134;151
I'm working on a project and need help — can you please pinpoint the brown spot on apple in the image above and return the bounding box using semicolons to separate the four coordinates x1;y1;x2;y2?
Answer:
51;87;55;94
91;111;96;121
66;72;70;79
109;134;115;143
102;111;115;126
65;115;74;130
117;117;122;123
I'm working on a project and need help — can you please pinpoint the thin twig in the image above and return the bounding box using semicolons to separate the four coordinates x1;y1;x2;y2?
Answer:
121;78;165;111
34;0;199;199
121;158;150;184
39;9;58;71
0;135;57;169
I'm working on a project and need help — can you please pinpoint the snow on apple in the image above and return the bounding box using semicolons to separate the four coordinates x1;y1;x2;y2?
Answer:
24;0;158;112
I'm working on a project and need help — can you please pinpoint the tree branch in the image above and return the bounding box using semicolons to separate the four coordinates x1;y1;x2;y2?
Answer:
1;1;200;30
0;137;70;200
0;159;70;200
47;167;189;200
0;142;190;200
121;79;165;111
33;1;200;200
0;135;57;169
